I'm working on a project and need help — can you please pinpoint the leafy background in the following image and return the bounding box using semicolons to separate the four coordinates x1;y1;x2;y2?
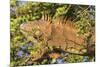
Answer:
10;0;95;66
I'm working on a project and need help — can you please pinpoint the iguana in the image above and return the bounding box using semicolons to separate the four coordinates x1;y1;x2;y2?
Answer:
20;16;95;62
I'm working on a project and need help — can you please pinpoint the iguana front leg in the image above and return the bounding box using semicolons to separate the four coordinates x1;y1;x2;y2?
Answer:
24;41;49;64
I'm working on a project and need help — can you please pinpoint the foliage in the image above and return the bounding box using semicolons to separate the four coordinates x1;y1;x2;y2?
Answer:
75;6;95;36
10;1;95;66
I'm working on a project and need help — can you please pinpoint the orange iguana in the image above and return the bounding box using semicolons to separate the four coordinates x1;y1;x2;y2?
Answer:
20;17;95;62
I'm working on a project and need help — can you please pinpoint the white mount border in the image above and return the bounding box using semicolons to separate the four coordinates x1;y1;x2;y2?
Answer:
18;0;95;5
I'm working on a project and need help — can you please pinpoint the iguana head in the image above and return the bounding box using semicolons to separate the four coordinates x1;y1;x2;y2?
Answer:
20;20;52;43
20;21;43;43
